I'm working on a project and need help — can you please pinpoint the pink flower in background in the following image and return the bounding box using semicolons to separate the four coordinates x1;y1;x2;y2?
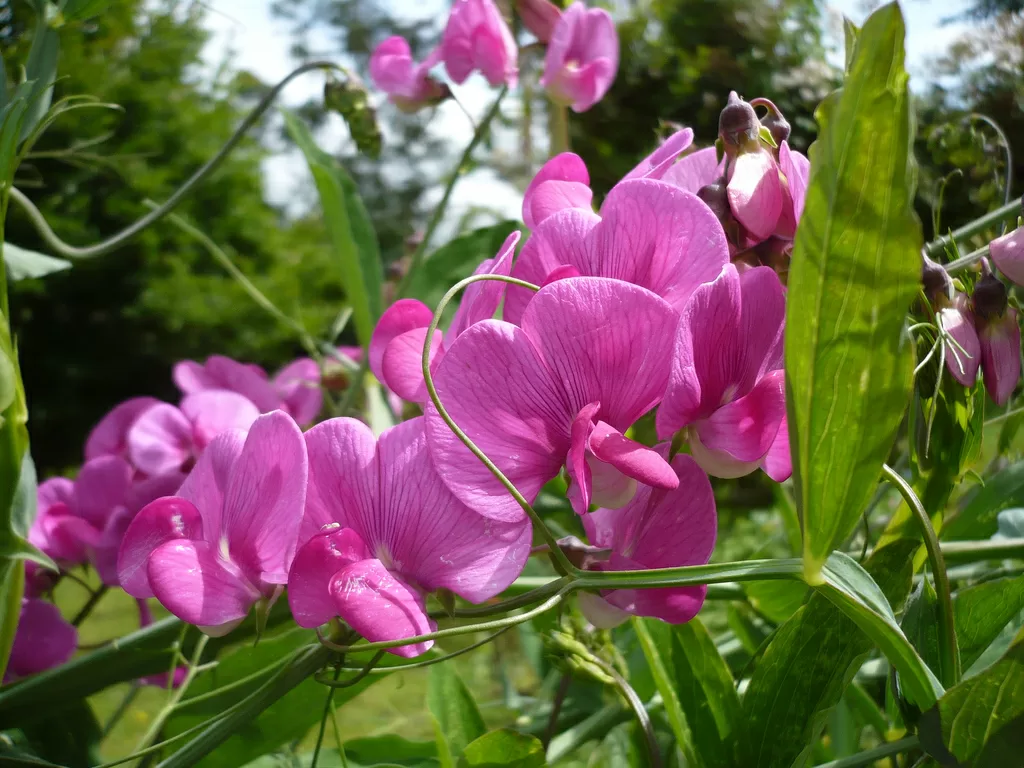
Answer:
85;397;161;463
441;0;518;88
972;272;1021;406
515;0;562;43
657;264;790;481
938;293;981;388
370;232;519;403
369;37;446;112
426;277;679;521
4;599;77;683
576;454;716;627
127;391;260;477
522;153;593;230
272;358;323;426
505;179;728;324
989;227;1024;286
541;2;618;113
118;412;307;635
174;355;281;413
289;417;531;657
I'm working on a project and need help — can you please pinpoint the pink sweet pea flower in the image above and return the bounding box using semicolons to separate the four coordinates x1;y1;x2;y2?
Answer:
775;140;811;239
4;599;77;683
622;128;695;182
426;277;680;521
441;0;518;88
516;0;562;43
85;397;161;462
576;454;716;627
990;227;1024;286
541;2;618;113
657;264;789;480
505;179;728;324
661;146;723;194
522;153;593;230
174;355;282;413
289;417;531;658
118;412;307;635
127;391;260;477
727;148;784;241
938;293;981;388
972;272;1021;406
369;232;519;404
369;37;446;112
272;358;322;426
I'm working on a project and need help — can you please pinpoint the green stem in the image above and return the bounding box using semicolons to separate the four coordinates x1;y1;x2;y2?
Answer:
101;683;141;738
311;665;342;768
810;736;919;768
927;198;1020;260
596;659;661;768
71;585;108;627
944;244;988;274
396;87;508;299
577;557;805;589
985;405;1024;426
419;272;577;575
941;537;1024;563
881;464;959;686
550;103;570;156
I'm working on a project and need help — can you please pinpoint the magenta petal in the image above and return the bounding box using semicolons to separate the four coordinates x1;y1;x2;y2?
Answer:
128;403;194;477
85;397;161;461
176;430;246;544
521;277;678;429
940;299;981;386
376;418;533;601
33;509;100;564
695;369;786;466
728;150;784;240
288;526;371;628
147;539;260;628
588;421;678;489
73;456;133;528
118;497;204;598
126;471;187;514
577;591;631;629
370;299;434;384
93;506;135;586
329;559;436;658
526;180;594;230
522;152;591;230
8;599;77;679
426;320;571;522
173;360;216;395
180;390;260;453
606;583;709;624
661;146;722;194
587;180;729;312
777;141;811;237
37;477;74;513
204;356;281;412
448;231;520;339
981;308;1022;406
762;413;792;482
221;411;308;586
274;358;323;426
566;403;600;515
623;128;695;181
738;266;787;379
990;228;1024;286
381;327;444;404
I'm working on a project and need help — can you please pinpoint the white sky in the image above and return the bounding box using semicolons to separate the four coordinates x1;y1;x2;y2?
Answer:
200;0;978;222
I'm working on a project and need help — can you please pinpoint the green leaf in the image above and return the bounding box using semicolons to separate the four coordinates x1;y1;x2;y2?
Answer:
634;617;741;768
19;698;102;768
404;221;519;312
842;18;859;73
0;83;34;181
744;580;809;624
3;243;71;281
345;735;439;767
943;461;1024;541
427;665;486;768
920;626;1024;766
282;110;383;348
20;22;60;144
785;1;921;581
741;540;919;768
62;0;110;20
902;578;942;675
0;347;13;420
456;730;544;767
953;575;1024;672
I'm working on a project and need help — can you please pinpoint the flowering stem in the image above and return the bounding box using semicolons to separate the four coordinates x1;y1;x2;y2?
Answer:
71;585;108;627
543;673;572;748
881;463;959;686
6;61;346;260
550;103;571;155
943;244;988;274
420;272;579;575
311;665;341;768
590;655;662;768
810;736;919;768
396;87;509;299
941;537;1024;563
927;197;1020;261
985;405;1024;426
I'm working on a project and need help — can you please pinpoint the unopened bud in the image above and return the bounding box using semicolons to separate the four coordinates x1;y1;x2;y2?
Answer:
972;273;1008;321
697;178;730;225
325;75;383;159
515;0;561;43
921;254;953;303
718;91;760;148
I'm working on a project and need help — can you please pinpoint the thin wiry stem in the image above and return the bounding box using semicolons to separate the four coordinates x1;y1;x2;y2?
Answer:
967;113;1014;231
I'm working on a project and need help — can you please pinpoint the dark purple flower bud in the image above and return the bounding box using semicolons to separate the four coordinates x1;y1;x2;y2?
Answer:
750;97;791;147
921;254;953;303
697;178;730;225
718;91;760;148
972;273;1009;322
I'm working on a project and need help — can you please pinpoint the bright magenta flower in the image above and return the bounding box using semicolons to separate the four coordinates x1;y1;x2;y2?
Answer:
118;412;307;635
4;599;76;683
657;264;790;481
427;277;679;521
272;358;323;426
938;292;981;388
972;273;1021;406
288;417;531;657
369;37;446;112
541;2;618;113
989;227;1024;286
577;453;716;627
515;0;561;43
522;153;593;230
370;232;519;403
441;0;518;88
85;397;161;463
174;355;281;413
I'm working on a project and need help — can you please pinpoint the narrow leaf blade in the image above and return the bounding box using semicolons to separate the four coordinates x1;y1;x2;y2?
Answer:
427;664;486;767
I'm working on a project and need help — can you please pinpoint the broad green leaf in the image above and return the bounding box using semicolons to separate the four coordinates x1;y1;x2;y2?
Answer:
634;617;741;768
0;347;13;420
842;18;860;73
404;221;519;311
20;22;60;144
744;580;809;624
457;730;544;767
953;575;1024;671
427;665;486;768
62;0;110;20
943;461;1024;541
19;698;102;767
785;1;921;581
919;626;1024;766
345;735;439;767
902;578;942;675
282;110;383;348
3;243;71;281
815;551;943;709
741;539;918;768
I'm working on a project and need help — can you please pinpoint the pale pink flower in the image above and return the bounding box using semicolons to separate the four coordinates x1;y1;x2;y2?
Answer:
516;0;562;43
972;272;1021;405
369;37;446;112
272;358;322;426
441;0;518;88
541;2;618;113
85;397;161;463
173;355;281;413
938;293;981;388
990;227;1024;287
522;153;593;230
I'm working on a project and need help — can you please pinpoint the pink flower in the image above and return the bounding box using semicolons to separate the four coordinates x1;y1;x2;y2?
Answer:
727;148;784;241
522;153;593;230
657;264;789;481
288;417;531;658
369;232;519;404
990;228;1024;286
127;391;260;477
938;293;981;388
540;2;618;113
661;146;722;194
174;355;281;413
85;397;161;462
972;273;1021;406
775;140;811;239
622;128;695;182
272;358;322;426
505;179;728;324
426;277;680;521
369;37;446;112
441;0;518;88
118;412;307;635
576;454;716;627
515;0;562;43
4;599;76;683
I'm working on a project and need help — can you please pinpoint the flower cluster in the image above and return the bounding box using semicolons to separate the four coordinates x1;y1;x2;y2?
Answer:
369;0;618;114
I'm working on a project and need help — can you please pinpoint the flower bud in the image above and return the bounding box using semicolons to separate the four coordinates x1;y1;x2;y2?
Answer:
324;75;383;159
921;254;953;303
989;227;1024;286
971;273;1008;322
697;178;730;225
515;0;561;43
718;91;760;149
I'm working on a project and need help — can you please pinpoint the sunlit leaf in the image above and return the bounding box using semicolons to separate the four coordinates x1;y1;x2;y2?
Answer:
3;243;71;281
427;665;486;768
953;575;1024;672
457;730;544;767
944;461;1024;540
